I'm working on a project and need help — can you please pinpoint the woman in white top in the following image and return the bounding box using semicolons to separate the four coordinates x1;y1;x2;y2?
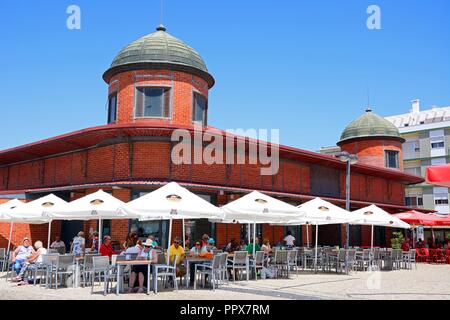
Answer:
128;239;157;293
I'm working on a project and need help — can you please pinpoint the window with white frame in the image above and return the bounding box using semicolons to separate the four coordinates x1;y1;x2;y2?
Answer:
385;150;400;169
430;137;445;149
434;187;449;205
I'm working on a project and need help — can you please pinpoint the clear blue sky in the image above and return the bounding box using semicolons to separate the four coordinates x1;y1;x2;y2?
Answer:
0;0;449;152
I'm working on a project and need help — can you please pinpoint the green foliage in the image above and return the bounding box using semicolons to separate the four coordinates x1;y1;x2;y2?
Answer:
391;231;404;249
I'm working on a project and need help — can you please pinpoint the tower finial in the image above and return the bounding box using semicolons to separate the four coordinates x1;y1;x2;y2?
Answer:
160;0;164;26
366;85;372;112
156;24;166;32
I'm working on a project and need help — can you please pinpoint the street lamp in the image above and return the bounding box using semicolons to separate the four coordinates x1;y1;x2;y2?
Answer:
336;151;358;248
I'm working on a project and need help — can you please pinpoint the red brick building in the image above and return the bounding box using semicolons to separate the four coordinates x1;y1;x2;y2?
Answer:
0;25;424;251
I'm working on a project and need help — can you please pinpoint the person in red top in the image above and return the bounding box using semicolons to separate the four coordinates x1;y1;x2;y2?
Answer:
401;238;411;252
99;236;116;259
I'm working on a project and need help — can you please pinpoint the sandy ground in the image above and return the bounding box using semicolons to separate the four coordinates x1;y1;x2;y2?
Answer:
0;264;449;300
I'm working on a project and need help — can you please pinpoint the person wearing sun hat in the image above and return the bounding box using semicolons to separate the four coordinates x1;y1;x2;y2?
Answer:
128;239;157;293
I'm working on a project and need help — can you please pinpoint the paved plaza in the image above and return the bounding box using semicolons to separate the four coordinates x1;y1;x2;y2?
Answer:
1;264;449;300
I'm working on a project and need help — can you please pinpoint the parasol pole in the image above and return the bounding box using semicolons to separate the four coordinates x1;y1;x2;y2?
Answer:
167;218;173;265
314;224;318;273
47;221;52;250
7;222;13;257
182;218;186;250
306;224;309;248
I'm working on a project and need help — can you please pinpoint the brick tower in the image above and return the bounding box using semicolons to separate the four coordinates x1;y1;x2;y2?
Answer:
337;108;405;170
102;24;214;127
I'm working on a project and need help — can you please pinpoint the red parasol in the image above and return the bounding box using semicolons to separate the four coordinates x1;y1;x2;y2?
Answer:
426;164;450;188
393;210;448;226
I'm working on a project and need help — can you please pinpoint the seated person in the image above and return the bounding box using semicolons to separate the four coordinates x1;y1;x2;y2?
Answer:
246;237;261;255
205;238;217;253
261;238;272;254
129;239;157;293
99;236;116;259
225;238;240;253
13;240;47;283
90;232;99;253
50;236;66;253
121;240;140;255
168;237;186;287
201;234;210;247
12;238;35;279
188;240;205;286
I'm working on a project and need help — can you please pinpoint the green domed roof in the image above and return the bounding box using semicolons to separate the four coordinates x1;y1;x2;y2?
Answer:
103;25;214;87
338;108;404;145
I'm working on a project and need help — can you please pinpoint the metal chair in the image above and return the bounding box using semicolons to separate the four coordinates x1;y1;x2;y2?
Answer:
218;252;229;284
194;254;221;290
372;248;381;270
0;248;6;272
28;255;56;286
273;250;289;278
392;249;402;270
327;250;347;273
81;253;100;287
357;249;371;271
345;249;357;274
227;251;249;282
406;249;417;269
5;252;16;282
249;251;265;280
154;255;178;293
53;254;75;289
287;250;298;277
42;254;59;288
91;256;113;295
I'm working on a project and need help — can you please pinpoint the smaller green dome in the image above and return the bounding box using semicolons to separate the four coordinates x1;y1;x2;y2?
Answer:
338;108;404;145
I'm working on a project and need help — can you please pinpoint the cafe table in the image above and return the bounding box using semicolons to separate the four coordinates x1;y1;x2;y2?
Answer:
184;256;213;288
115;260;154;295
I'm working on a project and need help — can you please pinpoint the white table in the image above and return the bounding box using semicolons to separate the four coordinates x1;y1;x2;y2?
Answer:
115;260;153;295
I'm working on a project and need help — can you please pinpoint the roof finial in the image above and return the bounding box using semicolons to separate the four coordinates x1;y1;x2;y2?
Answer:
156;24;166;32
156;0;166;32
366;85;372;112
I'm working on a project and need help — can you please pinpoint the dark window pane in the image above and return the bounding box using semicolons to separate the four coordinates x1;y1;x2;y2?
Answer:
417;197;423;206
193;93;207;125
144;88;163;117
108;93;117;123
385;150;399;168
